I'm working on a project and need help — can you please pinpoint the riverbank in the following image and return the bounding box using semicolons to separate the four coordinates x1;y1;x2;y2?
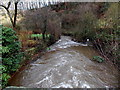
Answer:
8;36;119;88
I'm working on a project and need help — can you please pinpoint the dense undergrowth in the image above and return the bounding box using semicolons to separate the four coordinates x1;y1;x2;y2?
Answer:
0;26;57;88
61;3;120;69
1;8;60;88
0;25;23;88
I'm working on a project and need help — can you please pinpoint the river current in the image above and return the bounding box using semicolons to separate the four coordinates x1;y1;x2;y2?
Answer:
9;36;119;88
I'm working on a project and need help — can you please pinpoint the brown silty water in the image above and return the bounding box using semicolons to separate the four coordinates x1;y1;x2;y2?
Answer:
9;36;119;88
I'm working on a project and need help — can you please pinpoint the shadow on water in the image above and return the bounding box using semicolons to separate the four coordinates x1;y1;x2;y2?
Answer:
8;36;119;88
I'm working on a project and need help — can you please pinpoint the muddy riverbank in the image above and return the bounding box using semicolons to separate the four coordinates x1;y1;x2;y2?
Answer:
8;36;119;88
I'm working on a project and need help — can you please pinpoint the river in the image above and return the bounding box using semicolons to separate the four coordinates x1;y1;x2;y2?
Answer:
8;36;119;88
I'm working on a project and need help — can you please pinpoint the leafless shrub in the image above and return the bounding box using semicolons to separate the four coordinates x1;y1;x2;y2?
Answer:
23;7;61;41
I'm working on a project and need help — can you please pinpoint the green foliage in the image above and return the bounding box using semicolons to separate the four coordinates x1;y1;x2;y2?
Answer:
95;29;115;42
46;47;51;51
92;56;104;63
30;34;50;39
1;73;10;87
74;11;97;41
0;65;10;88
96;4;119;47
1;25;23;88
61;3;119;68
94;3;119;67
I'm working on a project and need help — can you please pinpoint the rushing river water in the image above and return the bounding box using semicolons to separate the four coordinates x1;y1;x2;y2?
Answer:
9;36;119;88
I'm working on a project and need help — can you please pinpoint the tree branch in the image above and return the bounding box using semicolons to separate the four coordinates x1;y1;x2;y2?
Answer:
0;4;14;26
7;2;11;9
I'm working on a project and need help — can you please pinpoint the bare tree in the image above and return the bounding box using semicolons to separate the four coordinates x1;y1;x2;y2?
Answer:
24;7;61;42
0;0;20;28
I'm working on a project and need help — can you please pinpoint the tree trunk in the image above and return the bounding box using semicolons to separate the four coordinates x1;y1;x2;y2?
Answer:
42;18;47;42
6;8;14;27
42;32;45;41
0;1;19;28
13;2;18;27
0;5;14;27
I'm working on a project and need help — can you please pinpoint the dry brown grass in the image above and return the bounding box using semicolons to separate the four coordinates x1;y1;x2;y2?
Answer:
16;30;33;50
